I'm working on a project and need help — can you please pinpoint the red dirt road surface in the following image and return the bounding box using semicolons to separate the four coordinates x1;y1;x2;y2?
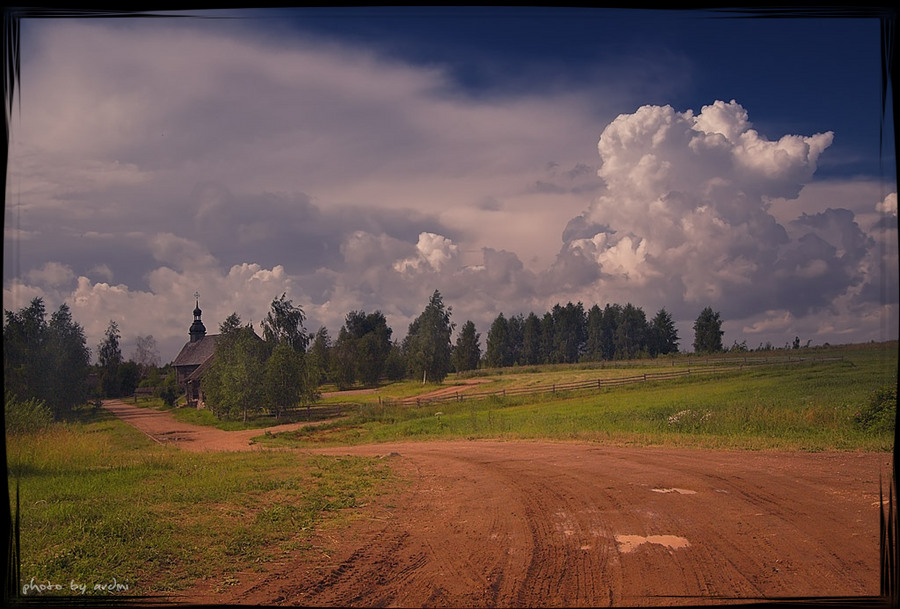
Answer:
103;400;893;606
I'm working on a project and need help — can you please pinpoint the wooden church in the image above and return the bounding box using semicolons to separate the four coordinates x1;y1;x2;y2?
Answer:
172;296;219;408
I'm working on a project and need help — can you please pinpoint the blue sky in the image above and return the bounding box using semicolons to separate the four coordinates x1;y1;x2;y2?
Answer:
267;7;890;179
3;7;897;363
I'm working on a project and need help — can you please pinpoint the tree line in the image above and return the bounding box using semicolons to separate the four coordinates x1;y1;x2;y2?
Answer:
481;303;681;369
3;291;726;424
4;298;91;420
302;290;455;390
301;295;726;386
198;290;459;420
4;297;180;423
468;303;726;371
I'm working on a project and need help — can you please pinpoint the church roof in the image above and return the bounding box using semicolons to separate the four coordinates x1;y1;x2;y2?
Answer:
172;334;220;368
185;352;217;383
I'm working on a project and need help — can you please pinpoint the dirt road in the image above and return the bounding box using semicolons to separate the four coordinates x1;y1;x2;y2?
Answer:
102;399;326;452
103;400;892;606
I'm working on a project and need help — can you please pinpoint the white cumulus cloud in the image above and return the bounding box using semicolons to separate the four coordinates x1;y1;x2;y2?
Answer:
394;232;459;273
544;100;893;347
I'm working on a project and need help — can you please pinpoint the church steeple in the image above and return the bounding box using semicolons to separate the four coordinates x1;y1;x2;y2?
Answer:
189;292;207;343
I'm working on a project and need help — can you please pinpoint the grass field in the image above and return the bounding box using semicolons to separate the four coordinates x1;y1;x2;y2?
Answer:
6;408;396;597
266;342;897;451
5;341;896;597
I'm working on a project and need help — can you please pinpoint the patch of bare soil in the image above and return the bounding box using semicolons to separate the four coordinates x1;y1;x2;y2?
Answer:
102;400;892;606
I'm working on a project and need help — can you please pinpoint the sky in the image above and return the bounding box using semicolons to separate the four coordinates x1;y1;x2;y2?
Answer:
3;7;898;365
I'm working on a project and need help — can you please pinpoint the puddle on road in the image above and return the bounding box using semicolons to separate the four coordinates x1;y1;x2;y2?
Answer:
651;488;697;495
156;430;196;443
615;534;690;553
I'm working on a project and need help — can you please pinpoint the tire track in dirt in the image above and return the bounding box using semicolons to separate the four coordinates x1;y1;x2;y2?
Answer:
244;442;889;607
267;447;537;608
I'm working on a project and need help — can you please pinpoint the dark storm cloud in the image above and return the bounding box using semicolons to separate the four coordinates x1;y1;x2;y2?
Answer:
768;208;874;316
561;214;613;243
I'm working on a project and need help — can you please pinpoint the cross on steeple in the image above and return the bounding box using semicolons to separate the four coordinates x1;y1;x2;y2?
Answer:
189;292;207;343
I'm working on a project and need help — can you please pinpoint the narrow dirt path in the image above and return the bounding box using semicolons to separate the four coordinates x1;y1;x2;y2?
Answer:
102;400;893;606
101;399;324;452
394;378;493;405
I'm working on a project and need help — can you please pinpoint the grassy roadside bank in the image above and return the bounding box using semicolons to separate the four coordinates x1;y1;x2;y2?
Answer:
6;407;396;598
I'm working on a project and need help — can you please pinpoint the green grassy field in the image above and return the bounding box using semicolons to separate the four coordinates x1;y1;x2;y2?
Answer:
6;408;396;597
270;342;897;451
5;341;896;598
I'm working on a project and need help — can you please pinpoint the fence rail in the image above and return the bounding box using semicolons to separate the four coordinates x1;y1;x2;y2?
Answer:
381;356;844;408
280;403;345;420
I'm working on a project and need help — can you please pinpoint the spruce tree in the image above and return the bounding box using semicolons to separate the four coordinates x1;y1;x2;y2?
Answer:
403;290;454;383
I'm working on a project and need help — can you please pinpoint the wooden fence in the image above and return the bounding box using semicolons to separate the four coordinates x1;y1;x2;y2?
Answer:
381;356;844;409
280;403;346;420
